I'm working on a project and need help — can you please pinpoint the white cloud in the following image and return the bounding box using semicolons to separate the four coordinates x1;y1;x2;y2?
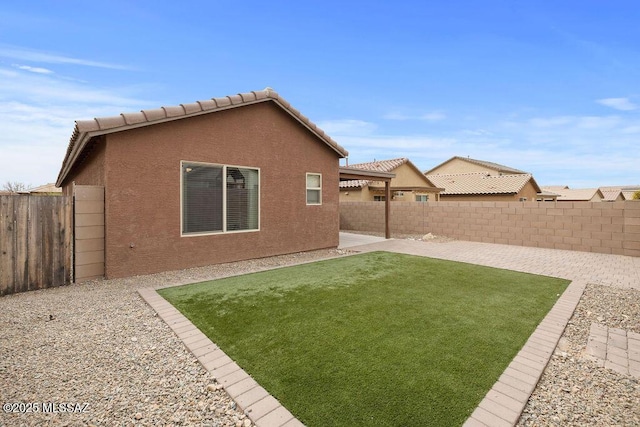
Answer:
13;64;54;74
316;119;377;136
340;110;640;187
0;66;155;185
597;97;637;111
0;44;134;70
420;112;447;121
526;116;573;128
383;111;446;121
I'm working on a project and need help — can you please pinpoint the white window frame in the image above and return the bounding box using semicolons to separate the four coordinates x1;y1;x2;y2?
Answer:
306;173;322;205
415;194;429;202
180;160;260;236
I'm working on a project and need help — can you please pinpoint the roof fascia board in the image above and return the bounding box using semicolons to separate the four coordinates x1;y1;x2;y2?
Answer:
57;94;348;186
339;167;395;181
271;99;347;158
56;131;93;187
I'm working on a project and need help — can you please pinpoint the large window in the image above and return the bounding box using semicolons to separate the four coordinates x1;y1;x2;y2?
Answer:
182;161;259;235
306;173;322;205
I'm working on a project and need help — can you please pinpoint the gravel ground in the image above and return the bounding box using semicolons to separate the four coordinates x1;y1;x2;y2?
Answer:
0;249;347;427
2;237;639;426
518;284;640;426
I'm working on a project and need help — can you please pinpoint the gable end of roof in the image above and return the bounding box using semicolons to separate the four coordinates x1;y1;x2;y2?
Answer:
56;88;347;186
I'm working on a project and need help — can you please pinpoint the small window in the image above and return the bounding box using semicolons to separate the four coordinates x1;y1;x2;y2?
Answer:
374;195;386;202
519;197;527;202
306;173;322;205
415;195;429;202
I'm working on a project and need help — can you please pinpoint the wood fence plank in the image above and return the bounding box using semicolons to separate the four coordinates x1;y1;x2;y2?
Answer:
0;196;15;295
51;197;62;287
41;197;53;289
14;197;29;293
0;194;77;295
27;197;41;291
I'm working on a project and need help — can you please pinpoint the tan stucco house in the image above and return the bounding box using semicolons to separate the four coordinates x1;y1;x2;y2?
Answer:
425;156;528;176
56;88;348;279
425;156;543;201
339;158;441;202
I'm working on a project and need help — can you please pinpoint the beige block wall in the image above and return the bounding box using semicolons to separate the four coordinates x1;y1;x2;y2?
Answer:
340;201;640;257
73;185;105;281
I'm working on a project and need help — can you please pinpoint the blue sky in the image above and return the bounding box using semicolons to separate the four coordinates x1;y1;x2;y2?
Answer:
1;1;639;188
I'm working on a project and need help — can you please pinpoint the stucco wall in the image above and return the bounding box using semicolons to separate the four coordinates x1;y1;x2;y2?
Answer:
340;163;437;202
66;102;341;278
340;201;640;257
62;138;106;197
428;158;503;175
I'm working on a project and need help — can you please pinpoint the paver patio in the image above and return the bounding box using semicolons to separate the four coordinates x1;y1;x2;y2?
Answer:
140;233;640;426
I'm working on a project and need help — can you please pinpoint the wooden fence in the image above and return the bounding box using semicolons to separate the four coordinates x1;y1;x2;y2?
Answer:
0;195;72;296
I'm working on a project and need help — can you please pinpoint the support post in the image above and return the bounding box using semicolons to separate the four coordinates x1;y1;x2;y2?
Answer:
385;181;391;239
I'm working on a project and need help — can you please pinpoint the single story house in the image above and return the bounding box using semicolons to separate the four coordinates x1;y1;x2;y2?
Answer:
339;158;442;202
28;183;63;195
622;187;640;200
56;88;350;279
600;188;626;202
542;187;605;202
426;172;542;202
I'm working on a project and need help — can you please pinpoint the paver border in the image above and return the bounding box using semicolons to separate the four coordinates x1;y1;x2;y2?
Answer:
138;245;588;427
138;288;303;427
463;280;587;427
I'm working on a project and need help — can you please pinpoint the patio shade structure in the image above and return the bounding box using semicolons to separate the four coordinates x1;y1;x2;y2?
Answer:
339;166;395;238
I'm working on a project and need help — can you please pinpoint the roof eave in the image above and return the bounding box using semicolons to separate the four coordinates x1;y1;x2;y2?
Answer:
56;90;348;186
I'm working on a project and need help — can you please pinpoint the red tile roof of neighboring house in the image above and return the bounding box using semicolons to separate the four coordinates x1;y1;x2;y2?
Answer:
56;88;348;186
427;172;540;195
424;156;528;175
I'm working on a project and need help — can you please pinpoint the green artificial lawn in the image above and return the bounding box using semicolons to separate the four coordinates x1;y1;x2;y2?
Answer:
159;252;569;426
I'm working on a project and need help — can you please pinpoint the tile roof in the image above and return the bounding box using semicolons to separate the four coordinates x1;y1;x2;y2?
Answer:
426;172;537;195
28;183;62;193
600;189;624;201
542;185;569;192
542;187;604;201
56;88;348;186
346;158;409;173
424;156;528;175
339;158;437;189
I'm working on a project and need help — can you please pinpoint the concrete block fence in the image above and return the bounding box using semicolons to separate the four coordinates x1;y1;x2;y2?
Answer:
340;201;640;257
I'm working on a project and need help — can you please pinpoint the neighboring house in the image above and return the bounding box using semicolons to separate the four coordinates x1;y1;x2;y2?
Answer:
600;189;626;202
424;156;528;176
425;156;543;201
600;186;640;201
56;88;348;279
622;186;640;200
339;158;442;202
426;172;542;202
542;187;605;202
28;183;63;195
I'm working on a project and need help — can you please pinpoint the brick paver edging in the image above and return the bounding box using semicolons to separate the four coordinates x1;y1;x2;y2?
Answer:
138;288;304;427
138;247;588;427
463;280;587;427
